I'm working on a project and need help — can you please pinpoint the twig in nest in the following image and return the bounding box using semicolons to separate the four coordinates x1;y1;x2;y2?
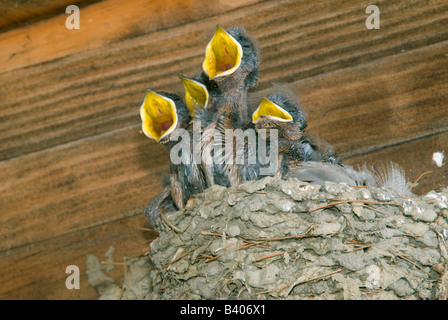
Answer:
204;254;223;263
287;268;345;295
201;231;229;238
160;209;187;233
162;245;203;270
256;284;290;296
434;208;446;224
409;170;432;191
235;241;267;251
242;226;315;243
252;250;294;263
214;243;235;253
308;199;402;212
389;250;428;272
361;204;386;216
402;233;424;238
346;239;367;244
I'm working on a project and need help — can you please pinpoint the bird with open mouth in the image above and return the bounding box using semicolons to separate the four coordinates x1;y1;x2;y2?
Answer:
185;25;260;187
140;90;207;227
202;25;259;122
180;75;260;187
250;90;411;195
252;87;342;179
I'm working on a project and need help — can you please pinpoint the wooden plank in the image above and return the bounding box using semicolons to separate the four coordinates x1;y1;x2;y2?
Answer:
286;40;448;157
0;214;156;300
0;125;166;252
1;0;447;161
0;0;261;74
0;0;101;33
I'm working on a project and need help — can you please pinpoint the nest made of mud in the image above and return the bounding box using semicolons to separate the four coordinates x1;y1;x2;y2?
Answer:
96;177;448;300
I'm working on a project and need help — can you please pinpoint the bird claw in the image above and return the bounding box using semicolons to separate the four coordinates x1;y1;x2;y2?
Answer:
143;187;176;229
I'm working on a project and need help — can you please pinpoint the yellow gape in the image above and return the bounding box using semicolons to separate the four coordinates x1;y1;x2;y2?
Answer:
252;97;293;124
202;25;243;80
140;90;178;142
179;76;209;117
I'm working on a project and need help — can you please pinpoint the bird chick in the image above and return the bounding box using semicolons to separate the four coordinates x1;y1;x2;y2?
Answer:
180;82;260;187
179;25;260;187
211;97;261;187
201;25;259;123
252;88;342;179
140;90;207;225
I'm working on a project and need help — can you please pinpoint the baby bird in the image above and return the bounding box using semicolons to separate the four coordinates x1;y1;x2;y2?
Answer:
202;25;259;122
210;96;261;187
252;88;341;179
179;26;260;187
140;90;207;226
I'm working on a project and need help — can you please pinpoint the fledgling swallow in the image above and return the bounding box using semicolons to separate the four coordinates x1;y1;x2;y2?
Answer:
179;26;260;187
298;134;342;165
202;25;259;93
140;90;207;225
211;97;261;187
252;88;341;178
199;25;259;126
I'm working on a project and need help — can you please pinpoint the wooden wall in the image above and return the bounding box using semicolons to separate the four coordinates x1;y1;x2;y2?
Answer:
1;0;447;299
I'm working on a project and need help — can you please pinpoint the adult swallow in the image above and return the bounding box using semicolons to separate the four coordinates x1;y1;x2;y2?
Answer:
140;90;207;225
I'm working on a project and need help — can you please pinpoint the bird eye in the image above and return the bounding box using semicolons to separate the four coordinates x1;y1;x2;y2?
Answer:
242;44;251;49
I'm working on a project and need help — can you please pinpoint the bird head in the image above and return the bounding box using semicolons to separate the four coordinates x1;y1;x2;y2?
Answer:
140;90;190;144
179;75;209;117
252;90;307;141
202;25;259;90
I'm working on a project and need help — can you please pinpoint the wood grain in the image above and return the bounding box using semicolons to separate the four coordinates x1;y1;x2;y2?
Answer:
1;0;447;160
0;0;261;74
0;125;166;252
0;214;155;300
1;0;447;299
0;0;101;33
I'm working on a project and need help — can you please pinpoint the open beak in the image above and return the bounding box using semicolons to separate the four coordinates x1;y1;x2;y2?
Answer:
140;90;178;142
252;97;293;124
179;75;209;117
202;25;243;80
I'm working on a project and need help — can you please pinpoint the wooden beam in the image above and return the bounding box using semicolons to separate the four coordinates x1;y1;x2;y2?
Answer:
0;0;261;74
0;0;102;33
0;214;155;300
1;0;446;161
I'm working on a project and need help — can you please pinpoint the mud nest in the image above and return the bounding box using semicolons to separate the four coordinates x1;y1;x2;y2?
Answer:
95;177;448;300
